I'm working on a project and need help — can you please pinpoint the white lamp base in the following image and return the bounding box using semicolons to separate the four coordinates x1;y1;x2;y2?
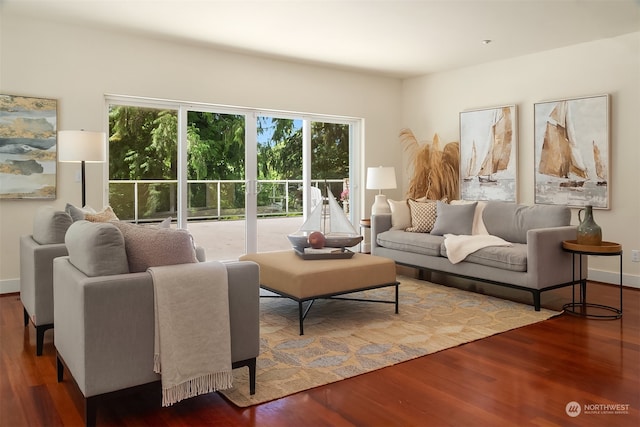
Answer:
371;194;391;216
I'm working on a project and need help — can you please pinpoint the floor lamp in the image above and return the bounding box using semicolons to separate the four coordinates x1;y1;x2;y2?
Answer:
366;166;397;216
58;130;106;207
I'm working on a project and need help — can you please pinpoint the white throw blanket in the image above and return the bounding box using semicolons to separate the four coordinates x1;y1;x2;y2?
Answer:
443;234;513;264
149;261;233;407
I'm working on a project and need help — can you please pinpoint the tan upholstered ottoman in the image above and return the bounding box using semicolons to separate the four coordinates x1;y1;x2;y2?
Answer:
240;250;399;334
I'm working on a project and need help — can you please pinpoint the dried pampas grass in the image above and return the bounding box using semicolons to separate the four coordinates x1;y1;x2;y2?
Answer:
400;129;460;201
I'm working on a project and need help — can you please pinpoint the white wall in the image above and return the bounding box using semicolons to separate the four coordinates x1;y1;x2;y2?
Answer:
2;10;638;291
401;32;640;286
0;11;403;291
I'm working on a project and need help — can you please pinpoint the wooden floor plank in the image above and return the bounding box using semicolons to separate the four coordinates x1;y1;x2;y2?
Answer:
1;281;638;426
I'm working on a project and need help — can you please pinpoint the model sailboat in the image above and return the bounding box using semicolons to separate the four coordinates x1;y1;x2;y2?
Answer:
287;188;363;249
477;107;513;183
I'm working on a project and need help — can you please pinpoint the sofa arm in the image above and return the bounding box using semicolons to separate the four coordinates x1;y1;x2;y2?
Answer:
224;260;260;363
371;214;392;251
20;235;68;326
527;226;587;289
53;256;158;398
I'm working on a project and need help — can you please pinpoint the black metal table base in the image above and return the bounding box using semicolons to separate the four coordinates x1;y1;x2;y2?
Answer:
563;243;623;320
261;281;400;335
562;302;622;320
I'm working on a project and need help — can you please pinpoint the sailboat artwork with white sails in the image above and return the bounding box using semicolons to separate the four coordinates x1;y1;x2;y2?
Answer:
287;188;363;251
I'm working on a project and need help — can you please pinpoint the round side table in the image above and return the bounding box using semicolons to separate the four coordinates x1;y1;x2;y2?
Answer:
561;240;622;319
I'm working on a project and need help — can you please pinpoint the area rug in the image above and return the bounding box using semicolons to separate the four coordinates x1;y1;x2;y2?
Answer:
220;275;559;407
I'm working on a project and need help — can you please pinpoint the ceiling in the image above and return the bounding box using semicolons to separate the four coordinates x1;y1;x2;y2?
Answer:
5;0;640;78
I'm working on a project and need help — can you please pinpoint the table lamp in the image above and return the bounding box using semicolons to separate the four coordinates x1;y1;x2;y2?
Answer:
366;166;397;216
58;130;106;207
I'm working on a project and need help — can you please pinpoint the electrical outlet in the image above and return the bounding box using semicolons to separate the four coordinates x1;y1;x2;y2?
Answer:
632;250;640;263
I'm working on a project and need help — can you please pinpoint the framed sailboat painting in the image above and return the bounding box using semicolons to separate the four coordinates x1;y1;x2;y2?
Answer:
459;105;517;202
534;94;609;209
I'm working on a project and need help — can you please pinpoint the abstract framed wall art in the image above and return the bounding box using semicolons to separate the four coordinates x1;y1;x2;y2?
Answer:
534;94;609;209
0;95;57;199
459;105;517;202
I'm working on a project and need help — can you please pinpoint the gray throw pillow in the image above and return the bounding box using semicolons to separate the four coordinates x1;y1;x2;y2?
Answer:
32;206;73;244
430;201;477;236
65;221;129;277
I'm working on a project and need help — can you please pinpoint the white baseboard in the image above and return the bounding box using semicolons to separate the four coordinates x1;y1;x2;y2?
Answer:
588;268;639;289
0;278;20;294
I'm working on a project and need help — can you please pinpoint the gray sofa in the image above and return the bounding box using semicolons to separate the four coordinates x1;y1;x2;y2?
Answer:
53;220;260;426
372;201;586;310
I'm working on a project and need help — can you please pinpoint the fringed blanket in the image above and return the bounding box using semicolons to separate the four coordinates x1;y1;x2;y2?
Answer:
444;234;512;264
149;261;233;407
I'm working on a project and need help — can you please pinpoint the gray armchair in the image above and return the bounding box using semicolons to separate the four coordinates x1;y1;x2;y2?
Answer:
53;221;260;427
20;206;72;355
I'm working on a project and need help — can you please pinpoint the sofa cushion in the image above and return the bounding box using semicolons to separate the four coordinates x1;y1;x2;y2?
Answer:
112;221;198;273
65;221;129;277
376;230;443;256
440;242;528;272
430;201;477;236
406;199;439;233
482;202;571;244
32;206;73;245
85;206;119;222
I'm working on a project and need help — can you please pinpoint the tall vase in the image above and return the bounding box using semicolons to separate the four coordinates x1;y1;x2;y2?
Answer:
577;205;602;246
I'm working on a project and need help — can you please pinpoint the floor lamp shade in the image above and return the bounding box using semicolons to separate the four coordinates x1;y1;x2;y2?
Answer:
366;166;397;216
58;130;106;206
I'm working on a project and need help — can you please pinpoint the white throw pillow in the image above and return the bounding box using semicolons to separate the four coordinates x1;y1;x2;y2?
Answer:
388;199;411;230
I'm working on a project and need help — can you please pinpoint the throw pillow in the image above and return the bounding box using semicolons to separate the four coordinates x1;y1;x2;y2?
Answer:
430;201;477;236
85;205;119;222
406;199;439;233
32;206;73;245
388;199;411;230
388;197;429;230
450;200;488;235
157;216;172;228
64;220;129;277
65;203;96;222
112;221;198;273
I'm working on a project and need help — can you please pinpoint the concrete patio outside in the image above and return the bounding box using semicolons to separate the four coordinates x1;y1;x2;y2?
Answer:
186;216;305;261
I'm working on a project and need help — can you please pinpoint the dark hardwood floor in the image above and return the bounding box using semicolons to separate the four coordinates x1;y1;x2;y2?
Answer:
2;279;638;427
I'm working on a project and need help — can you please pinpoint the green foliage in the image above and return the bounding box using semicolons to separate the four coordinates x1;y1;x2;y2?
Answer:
109;106;350;219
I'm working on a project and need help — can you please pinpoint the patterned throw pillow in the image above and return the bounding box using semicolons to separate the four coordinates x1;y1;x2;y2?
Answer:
85;206;119;222
406;199;439;233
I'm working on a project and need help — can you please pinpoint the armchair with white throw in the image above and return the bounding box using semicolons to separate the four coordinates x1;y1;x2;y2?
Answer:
54;220;260;426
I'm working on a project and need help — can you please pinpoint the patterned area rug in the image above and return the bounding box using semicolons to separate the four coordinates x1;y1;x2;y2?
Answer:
220;275;559;407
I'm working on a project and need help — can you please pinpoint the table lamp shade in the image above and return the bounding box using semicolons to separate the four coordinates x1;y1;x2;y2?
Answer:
366;166;397;216
58;130;106;163
366;166;397;191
